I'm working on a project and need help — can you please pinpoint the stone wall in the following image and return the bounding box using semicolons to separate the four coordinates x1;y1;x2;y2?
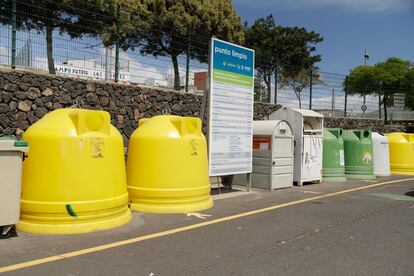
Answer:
0;69;281;144
324;117;385;132
0;69;389;144
385;120;414;133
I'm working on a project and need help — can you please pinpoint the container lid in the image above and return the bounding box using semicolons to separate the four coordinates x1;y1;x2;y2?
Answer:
253;120;293;136
0;135;29;152
290;108;324;118
372;132;388;141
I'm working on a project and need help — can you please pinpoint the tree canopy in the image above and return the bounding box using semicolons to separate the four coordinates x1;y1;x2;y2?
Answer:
346;57;414;121
107;0;244;90
346;65;381;96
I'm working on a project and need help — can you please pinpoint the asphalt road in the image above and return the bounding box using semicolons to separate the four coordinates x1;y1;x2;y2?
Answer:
1;176;413;275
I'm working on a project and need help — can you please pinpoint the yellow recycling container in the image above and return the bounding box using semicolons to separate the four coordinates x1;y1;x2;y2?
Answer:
127;115;213;213
19;109;131;234
385;132;414;175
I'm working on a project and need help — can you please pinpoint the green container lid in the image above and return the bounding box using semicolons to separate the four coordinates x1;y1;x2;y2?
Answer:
14;141;28;147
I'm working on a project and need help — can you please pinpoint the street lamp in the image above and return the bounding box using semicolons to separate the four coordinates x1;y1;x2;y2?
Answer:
364;49;369;65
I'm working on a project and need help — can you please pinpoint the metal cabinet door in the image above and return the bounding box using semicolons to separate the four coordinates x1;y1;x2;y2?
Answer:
302;135;323;181
271;136;293;189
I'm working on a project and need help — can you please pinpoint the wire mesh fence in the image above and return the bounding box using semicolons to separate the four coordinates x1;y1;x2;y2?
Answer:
0;0;391;119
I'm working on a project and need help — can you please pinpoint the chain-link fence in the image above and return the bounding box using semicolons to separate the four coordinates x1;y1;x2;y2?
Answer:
258;70;383;119
0;0;394;119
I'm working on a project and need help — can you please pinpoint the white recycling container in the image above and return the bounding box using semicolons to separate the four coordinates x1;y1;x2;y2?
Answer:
372;132;391;177
270;108;324;186
233;120;294;190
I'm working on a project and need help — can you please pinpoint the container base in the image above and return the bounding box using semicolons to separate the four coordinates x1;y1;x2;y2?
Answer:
374;173;391;177
390;171;414;176
130;198;213;214
322;176;347;183
345;174;376;180
17;208;131;235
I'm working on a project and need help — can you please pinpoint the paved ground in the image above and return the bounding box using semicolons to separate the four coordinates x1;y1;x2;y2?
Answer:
1;175;414;275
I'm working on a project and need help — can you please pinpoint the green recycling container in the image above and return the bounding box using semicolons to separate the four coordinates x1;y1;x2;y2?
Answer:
343;130;375;179
322;128;347;182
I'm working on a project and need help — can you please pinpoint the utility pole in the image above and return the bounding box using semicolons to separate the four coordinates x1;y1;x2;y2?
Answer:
331;88;335;117
378;80;383;119
185;28;191;92
344;76;348;117
274;63;278;104
309;68;313;110
11;0;17;69
114;4;120;83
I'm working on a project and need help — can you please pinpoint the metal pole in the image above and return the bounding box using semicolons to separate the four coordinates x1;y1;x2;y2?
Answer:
11;0;17;69
344;76;348;117
28;31;32;67
185;28;191;92
274;63;278;104
363;96;366;118
378;94;381;119
331;88;335;117
105;47;111;81
309;68;313;110
363;50;368;118
114;4;120;83
246;173;251;192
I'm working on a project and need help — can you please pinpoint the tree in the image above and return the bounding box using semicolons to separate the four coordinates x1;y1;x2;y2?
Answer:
244;15;278;102
346;65;381;116
279;68;322;108
244;15;323;102
67;0;142;47
346;57;413;122
110;0;244;91
346;66;381;97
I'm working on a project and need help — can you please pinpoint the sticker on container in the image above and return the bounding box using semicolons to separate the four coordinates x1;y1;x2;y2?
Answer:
253;136;271;151
339;150;345;166
189;139;199;156
90;137;104;158
361;151;372;164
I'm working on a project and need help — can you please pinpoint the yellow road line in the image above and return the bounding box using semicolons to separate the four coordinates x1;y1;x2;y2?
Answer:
1;177;413;274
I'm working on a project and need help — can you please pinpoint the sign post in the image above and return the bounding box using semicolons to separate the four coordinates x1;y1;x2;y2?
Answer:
207;38;255;189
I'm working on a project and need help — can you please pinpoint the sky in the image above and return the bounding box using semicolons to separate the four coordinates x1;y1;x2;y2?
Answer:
233;0;414;75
